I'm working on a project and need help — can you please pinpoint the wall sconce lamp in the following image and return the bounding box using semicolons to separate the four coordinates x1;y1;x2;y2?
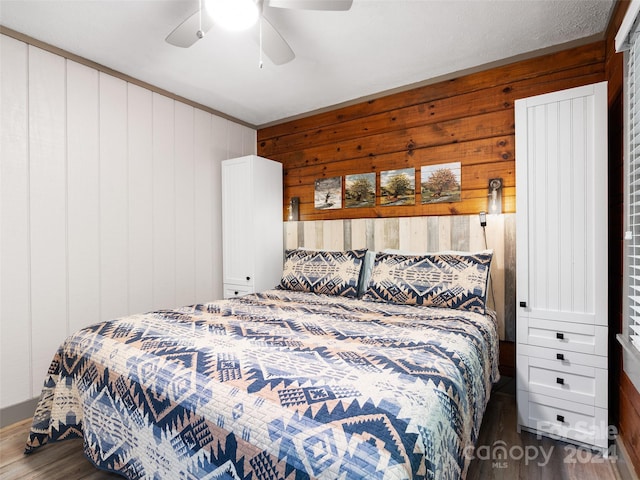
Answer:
288;197;299;221
488;178;503;215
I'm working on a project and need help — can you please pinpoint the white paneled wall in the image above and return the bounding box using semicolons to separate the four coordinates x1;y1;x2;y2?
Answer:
67;61;100;334
0;34;256;410
28;46;68;401
0;35;31;411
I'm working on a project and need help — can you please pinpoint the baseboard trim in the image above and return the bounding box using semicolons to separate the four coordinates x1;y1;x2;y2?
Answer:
617;435;640;480
0;398;39;429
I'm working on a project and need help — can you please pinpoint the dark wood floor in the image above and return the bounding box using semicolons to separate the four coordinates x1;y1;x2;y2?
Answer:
0;379;635;479
466;378;632;480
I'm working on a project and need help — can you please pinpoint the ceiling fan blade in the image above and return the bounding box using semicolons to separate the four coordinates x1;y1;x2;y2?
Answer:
256;16;295;65
267;0;352;11
165;10;214;48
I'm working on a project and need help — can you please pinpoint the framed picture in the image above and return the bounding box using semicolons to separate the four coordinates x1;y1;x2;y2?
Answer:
345;172;376;208
380;168;415;206
420;162;461;204
314;176;342;209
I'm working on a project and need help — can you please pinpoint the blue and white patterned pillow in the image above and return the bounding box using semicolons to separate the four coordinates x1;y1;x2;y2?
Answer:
362;250;493;313
280;249;367;298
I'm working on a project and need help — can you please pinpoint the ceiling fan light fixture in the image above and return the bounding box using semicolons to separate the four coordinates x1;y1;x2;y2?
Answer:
205;0;259;31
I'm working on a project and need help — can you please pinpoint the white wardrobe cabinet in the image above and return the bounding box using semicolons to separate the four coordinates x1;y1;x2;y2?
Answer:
515;82;609;452
221;155;283;299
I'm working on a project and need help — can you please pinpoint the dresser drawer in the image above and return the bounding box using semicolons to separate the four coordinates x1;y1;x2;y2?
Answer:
518;390;608;450
518;318;607;355
517;344;607;369
223;284;254;299
517;355;607;407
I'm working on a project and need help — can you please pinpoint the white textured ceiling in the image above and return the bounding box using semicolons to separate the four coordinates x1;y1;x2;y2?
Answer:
0;0;615;127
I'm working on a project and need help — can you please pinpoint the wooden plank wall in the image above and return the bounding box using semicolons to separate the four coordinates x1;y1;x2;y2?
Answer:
605;1;640;476
606;0;626;445
258;42;606;221
620;371;640;475
283;214;516;341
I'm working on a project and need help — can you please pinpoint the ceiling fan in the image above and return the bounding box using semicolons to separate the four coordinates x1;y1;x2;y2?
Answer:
165;0;353;66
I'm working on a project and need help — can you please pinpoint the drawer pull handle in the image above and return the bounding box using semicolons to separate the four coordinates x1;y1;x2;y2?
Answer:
556;377;565;385
234;291;239;295
557;415;565;423
556;332;565;340
556;353;565;361
246;276;251;281
519;301;527;308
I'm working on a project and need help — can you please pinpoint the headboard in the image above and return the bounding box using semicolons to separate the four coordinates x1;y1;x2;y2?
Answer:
283;214;515;341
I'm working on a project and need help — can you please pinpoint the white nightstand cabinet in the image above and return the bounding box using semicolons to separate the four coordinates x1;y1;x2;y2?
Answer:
514;82;609;452
221;155;283;299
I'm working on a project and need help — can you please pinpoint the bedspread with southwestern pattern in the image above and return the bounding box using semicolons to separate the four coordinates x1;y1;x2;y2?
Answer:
25;289;499;480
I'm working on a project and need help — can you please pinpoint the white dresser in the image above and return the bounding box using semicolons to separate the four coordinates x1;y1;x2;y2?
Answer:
514;82;609;451
221;155;283;299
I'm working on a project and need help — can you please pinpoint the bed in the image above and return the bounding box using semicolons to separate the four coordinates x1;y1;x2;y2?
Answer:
25;248;499;480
